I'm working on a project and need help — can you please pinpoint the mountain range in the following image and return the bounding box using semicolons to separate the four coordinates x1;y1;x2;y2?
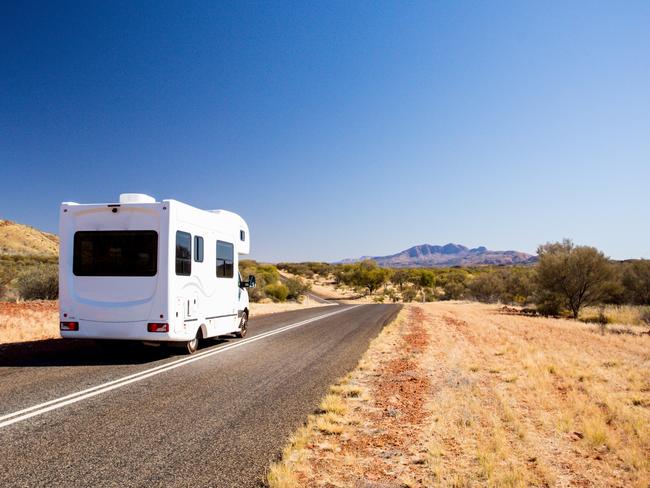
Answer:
339;243;537;268
0;218;537;268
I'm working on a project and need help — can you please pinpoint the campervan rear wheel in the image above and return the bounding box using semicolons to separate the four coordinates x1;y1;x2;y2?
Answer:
186;330;201;354
235;311;248;338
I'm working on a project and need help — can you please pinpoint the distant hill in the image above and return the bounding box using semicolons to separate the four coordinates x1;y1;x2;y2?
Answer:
339;243;536;268
0;219;59;257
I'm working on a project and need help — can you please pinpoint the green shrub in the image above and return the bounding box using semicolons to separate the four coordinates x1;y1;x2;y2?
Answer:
468;272;505;303
423;287;436;302
264;283;289;302
16;265;58;300
534;291;563;316
402;287;417;303
285;277;311;301
535;240;614;319
622;260;650;305
386;289;399;303
239;260;281;302
0;267;12;299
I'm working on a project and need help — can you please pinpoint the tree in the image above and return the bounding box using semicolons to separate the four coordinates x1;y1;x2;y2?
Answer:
390;269;411;291
499;267;535;305
468;271;505;303
351;260;389;295
285;277;312;301
535;239;613;319
402;286;417;302
438;270;469;300
622;260;650;305
416;269;436;290
411;269;435;302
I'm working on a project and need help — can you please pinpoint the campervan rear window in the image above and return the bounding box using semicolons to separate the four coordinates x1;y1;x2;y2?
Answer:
73;231;158;277
216;240;234;278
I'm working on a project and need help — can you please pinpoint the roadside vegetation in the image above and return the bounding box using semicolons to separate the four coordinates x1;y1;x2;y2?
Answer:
268;303;650;487
0;254;58;301
278;240;650;328
239;260;311;303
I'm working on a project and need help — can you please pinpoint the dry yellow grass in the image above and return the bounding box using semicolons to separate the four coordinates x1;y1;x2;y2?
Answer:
0;300;59;344
0;219;59;257
581;304;650;327
269;302;650;487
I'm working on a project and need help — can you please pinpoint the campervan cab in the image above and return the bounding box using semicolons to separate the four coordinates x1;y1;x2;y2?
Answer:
58;193;255;353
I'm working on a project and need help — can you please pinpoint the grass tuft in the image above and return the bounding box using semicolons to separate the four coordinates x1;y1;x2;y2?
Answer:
319;394;347;415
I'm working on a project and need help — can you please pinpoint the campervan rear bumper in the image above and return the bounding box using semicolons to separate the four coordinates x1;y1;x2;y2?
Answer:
60;320;188;342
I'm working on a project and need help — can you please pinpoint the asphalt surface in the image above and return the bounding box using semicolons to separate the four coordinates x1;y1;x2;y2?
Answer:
0;302;400;487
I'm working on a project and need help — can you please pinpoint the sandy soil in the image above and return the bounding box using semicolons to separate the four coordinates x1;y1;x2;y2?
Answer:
269;302;650;488
0;300;60;344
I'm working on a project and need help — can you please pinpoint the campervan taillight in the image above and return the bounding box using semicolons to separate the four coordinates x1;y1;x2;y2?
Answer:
60;321;79;331
147;323;169;333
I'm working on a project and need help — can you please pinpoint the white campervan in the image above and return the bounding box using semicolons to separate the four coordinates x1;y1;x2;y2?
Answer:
58;193;256;353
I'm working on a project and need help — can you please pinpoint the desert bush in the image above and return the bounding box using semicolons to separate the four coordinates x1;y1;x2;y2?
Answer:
468;271;505;303
402;286;417;303
305;262;332;277
423;287;436;302
277;262;332;279
16;265;58;300
349;260;391;295
534;291;563;316
409;269;435;300
331;264;354;285
0;255;58;300
622;260;650;305
437;270;469;300
535;240;614;319
390;269;411;291
263;283;289;302
500;267;535;304
285;277;311;301
0;267;12;299
239;260;282;302
442;279;466;300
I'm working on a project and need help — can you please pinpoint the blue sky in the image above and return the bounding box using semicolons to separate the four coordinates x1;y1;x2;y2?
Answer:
1;1;649;262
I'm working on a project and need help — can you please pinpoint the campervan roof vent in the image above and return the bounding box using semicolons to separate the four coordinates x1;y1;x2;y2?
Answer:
119;193;156;204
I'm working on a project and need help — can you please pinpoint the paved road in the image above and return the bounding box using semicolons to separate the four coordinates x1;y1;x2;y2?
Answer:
0;303;400;487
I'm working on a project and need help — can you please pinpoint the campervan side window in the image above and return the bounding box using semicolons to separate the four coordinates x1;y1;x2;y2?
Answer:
240;230;245;241
194;236;204;262
73;231;158;277
176;231;192;276
216;240;234;278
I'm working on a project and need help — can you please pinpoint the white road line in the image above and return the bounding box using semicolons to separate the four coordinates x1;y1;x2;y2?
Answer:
0;305;362;429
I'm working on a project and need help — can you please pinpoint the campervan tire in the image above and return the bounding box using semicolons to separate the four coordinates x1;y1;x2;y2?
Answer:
186;331;200;354
235;311;248;338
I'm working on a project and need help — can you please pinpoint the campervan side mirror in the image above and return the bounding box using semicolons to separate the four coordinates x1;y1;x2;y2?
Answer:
248;275;256;288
